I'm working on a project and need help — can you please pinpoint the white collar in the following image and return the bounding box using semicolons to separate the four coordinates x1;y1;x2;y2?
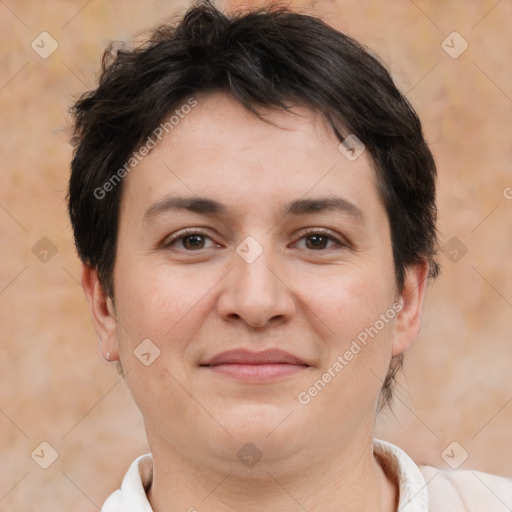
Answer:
374;439;428;511
102;439;428;511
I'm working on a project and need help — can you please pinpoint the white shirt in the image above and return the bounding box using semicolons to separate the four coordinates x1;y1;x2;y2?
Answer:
102;439;512;511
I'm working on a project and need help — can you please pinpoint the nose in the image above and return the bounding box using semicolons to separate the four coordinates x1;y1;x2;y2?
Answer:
216;238;296;329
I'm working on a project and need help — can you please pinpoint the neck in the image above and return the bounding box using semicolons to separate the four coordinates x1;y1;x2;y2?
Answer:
146;430;397;512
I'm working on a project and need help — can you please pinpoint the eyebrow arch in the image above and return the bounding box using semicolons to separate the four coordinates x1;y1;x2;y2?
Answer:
144;196;227;220
284;196;364;221
143;195;364;222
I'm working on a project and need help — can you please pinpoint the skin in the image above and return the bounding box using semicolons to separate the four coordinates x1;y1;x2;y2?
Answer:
82;91;429;512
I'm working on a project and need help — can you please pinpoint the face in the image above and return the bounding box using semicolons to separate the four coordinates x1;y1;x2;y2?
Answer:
83;91;427;472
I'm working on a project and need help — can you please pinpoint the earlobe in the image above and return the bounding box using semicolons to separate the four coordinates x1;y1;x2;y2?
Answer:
81;265;120;362
392;261;430;356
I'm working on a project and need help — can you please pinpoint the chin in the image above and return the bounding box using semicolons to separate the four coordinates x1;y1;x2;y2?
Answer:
217;403;302;447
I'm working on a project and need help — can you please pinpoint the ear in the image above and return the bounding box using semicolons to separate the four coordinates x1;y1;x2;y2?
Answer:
392;261;430;356
81;265;119;362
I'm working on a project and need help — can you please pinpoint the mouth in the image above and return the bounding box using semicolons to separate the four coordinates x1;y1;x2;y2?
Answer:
199;349;310;382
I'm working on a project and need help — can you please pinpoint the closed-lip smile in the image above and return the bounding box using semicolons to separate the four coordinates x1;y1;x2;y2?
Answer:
200;349;309;382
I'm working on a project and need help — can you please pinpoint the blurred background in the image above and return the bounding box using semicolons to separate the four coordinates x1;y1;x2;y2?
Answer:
1;0;511;509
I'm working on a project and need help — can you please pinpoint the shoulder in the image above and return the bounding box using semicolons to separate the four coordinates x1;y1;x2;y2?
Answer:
418;463;512;512
374;439;512;512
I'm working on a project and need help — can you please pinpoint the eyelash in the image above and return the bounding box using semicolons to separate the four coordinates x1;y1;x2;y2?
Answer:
163;228;220;250
163;227;348;252
294;228;347;251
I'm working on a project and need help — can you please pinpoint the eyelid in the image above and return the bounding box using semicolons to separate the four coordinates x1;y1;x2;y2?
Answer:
292;227;349;248
162;226;351;251
162;227;220;249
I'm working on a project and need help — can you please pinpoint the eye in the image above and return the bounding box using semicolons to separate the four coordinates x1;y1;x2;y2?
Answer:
164;229;218;251
293;229;346;251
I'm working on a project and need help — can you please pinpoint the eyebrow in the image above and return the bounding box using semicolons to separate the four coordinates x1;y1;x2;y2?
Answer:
143;195;365;222
144;196;228;220
285;196;364;221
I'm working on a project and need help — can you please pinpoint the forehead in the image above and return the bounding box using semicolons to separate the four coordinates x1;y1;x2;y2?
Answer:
119;91;381;224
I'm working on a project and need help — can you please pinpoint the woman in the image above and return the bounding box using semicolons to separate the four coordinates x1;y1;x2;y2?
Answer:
68;1;512;510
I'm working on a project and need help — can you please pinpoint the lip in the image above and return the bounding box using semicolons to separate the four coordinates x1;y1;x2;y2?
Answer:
200;349;309;383
201;349;308;366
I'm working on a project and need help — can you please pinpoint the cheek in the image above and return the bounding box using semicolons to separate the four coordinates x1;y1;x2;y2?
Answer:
294;264;396;343
112;258;226;385
114;258;203;339
296;270;397;418
294;261;398;406
113;262;206;428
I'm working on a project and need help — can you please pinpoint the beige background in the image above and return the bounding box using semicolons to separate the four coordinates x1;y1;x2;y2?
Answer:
1;0;511;510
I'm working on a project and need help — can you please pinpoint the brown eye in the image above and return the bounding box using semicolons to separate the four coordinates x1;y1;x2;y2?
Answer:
164;229;217;251
294;229;344;251
304;234;331;250
181;234;206;250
